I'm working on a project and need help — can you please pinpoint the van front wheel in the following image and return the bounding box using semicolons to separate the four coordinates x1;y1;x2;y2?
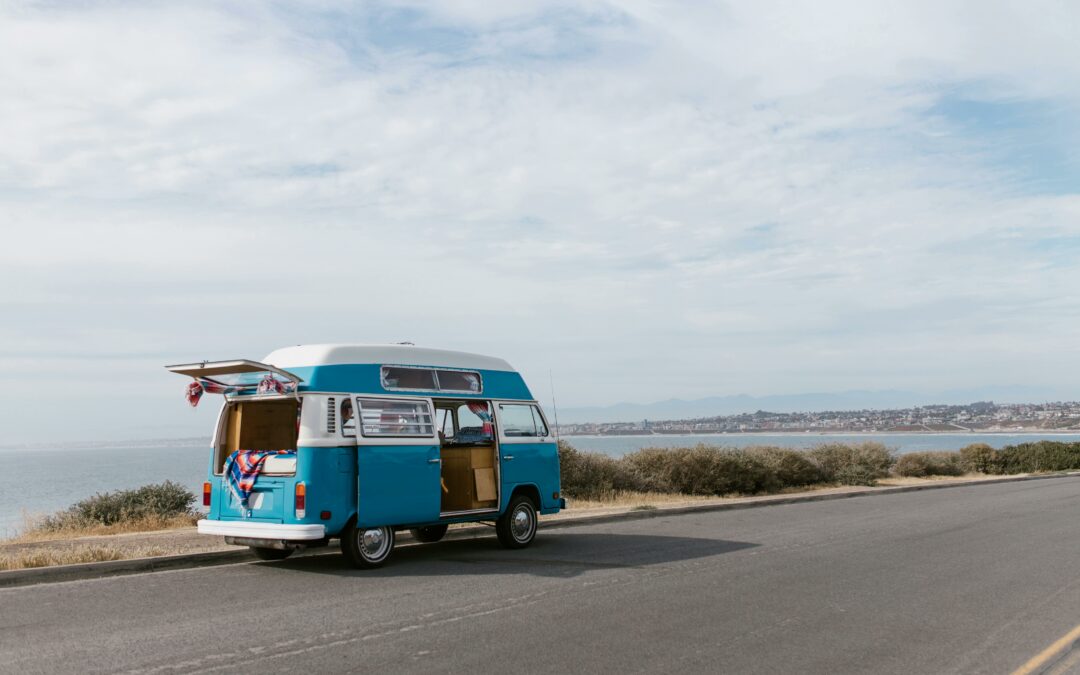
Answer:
341;523;395;569
496;495;538;549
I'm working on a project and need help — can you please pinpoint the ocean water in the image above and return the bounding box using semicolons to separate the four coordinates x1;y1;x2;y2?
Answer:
3;432;1080;537
0;444;208;538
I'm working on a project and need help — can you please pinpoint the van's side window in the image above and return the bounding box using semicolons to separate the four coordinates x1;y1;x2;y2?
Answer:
358;398;434;437
341;398;356;437
498;403;548;437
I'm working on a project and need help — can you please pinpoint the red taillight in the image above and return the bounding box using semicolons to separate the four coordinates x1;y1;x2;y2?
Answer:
295;482;306;518
202;482;211;507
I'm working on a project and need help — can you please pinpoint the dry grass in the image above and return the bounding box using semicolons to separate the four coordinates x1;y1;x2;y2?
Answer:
563;474;1006;511
7;513;199;544
0;544;174;571
565;490;738;510
563;482;867;510
878;472;1002;486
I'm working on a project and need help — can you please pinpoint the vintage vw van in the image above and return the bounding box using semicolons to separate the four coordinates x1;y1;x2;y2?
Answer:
167;344;563;568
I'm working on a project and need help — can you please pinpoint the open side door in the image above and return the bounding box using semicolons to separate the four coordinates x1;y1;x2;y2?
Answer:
165;359;302;393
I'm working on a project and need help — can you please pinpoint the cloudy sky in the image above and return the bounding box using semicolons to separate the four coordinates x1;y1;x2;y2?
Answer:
2;1;1079;443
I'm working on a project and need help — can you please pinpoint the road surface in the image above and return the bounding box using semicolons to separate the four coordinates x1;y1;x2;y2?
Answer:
2;477;1079;674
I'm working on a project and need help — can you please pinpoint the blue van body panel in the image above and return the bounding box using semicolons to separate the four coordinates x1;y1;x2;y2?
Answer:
280;364;534;401
207;445;357;537
355;444;442;528
499;441;562;513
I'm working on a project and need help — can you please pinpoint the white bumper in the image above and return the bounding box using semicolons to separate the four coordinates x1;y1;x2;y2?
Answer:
197;519;326;540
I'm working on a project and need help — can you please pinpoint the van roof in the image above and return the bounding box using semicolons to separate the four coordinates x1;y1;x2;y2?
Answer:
263;344;517;373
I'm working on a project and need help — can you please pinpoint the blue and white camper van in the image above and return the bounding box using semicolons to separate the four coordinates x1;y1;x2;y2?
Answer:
167;344;564;568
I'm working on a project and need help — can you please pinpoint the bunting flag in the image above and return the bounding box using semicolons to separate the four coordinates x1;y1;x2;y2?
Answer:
257;374;297;395
186;381;204;407
184;375;296;406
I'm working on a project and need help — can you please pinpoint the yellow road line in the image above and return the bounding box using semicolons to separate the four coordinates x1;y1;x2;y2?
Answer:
1013;623;1080;675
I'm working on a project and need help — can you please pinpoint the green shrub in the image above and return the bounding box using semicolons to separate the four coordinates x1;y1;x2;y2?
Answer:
807;442;895;485
33;481;197;532
959;443;999;474
994;441;1080;474
893;451;965;477
557;440;984;500
745;446;827;487
621;445;777;496
558;441;646;499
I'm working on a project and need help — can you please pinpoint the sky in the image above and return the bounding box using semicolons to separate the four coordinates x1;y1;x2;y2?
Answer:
2;1;1079;444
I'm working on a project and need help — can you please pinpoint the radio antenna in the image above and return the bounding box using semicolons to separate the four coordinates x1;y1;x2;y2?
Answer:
549;369;561;442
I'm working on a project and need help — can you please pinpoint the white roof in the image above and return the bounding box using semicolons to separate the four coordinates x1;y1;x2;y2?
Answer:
263;344;516;373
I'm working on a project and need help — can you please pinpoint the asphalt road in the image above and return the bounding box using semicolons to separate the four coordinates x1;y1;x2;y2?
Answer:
2;477;1079;675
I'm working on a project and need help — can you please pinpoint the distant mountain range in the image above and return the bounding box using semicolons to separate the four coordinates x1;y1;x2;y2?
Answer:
554;386;1077;424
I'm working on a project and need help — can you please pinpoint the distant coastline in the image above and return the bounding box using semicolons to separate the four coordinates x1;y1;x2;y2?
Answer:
557;401;1080;437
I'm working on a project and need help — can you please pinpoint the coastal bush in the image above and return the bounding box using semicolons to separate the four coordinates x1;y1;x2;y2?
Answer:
807;442;894;486
30;481;198;533
994;441;1080;474
959;443;999;474
621;445;776;496
893;451;965;478
558;441;646;499
557;439;1080;501
559;441;907;498
745;446;827;487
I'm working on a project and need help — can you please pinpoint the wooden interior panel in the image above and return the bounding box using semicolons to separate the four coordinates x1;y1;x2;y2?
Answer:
470;446;494;468
440;449;474;512
216;400;299;473
474;468;497;502
238;400;298;451
440;444;498;512
226;405;242;454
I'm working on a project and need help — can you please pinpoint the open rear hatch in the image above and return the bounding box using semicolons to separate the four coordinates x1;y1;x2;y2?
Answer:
167;360;302;521
166;359;301;399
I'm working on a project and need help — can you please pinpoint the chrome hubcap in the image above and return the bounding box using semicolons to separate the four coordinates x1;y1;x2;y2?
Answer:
511;506;533;541
359;527;389;559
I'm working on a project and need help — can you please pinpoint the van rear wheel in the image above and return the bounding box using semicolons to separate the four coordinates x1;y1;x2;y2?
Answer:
410;524;449;543
250;547;293;561
341;523;395;569
496;495;538;549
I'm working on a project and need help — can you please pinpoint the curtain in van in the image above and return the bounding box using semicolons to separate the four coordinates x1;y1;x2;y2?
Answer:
467;402;494;436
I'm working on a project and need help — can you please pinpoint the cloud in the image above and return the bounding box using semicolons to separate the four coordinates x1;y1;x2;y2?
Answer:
1;0;1079;441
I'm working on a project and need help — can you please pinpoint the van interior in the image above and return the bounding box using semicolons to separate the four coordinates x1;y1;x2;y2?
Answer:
214;399;300;475
436;401;499;513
